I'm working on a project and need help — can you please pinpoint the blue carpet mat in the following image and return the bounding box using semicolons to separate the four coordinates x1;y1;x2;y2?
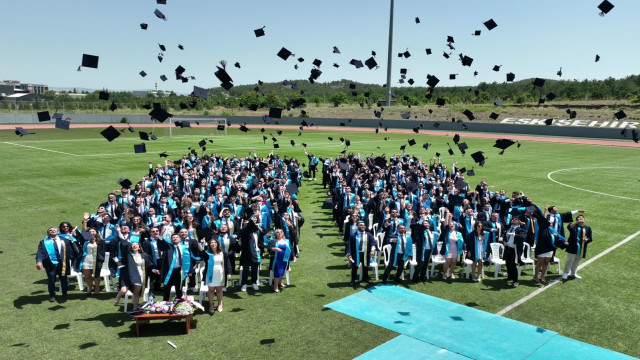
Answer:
355;335;472;360
326;285;635;360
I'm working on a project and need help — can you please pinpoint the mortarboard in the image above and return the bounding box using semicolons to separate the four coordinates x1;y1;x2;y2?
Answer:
544;118;554;126
494;99;503;106
157;55;163;62
160;74;168;82
150;134;158;140
422;142;430;150
312;59;322;67
118;178;133;189
269;107;283;118
158;43;166;52
425;48;432;55
217;125;226;131
37;111;51;122
415;17;420;24
139;71;147;77
134;143;146;154
290;140;295;147
178;44;184;50
277;47;292;60
453;134;461;144
149;108;171;122
473;30;481;36
401;112;411;120
457;142;468;154
447;143;454;155
433;121;440;128
400;145;406;151
449;74;457;80
109;102;118;111
557;67;563;77
493;139;515;154
234;62;241;68
99;91;109;101
139;131;150;141
15;127;29;136
276;130;283;135
408;139;416;146
408;78;415;85
179;103;188;109
239;125;250;132
192;86;208;100
285;183;299;195
632;129;639;143
614;110;627;120
81;54;99;69
328;136;333;141
333;63;339;68
426;74;439;88
128;125;135;133
447;35;455;43
55;118;70;130
493;65;501;72
273;143;280;149
179;121;191;128
463;109;475;120
175;65;186;75
598;0;614;15
100;125;120;142
154;9;167;20
470;151;485;165
533;78;545;87
467;169;475;176
403;50;411;58
140;23;148;30
412;127;419;133
595;54;600;62
365;57;377;70
156;0;167;4
460;55;473;67
436;98;445;106
254;27;265;37
483;19;498;30
345;139;351;147
546;92;557;101
333;46;340;54
158;151;169;158
435;152;441;157
489;112;499;120
506;72;515;82
350;59;364;68
52;113;63;121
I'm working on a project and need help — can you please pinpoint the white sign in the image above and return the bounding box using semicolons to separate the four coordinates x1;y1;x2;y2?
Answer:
500;118;638;129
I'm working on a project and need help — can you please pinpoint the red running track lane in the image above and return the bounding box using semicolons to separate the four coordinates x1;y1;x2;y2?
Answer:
2;123;639;148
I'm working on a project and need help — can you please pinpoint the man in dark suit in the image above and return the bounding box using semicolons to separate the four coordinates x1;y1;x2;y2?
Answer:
239;216;264;292
410;218;438;282
382;224;413;284
36;227;75;302
156;233;185;301
502;216;526;288
346;221;377;286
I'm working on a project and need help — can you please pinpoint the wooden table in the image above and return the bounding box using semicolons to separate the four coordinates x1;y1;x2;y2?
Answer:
133;313;193;336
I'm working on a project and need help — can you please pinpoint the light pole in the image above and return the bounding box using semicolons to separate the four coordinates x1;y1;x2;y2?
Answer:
386;0;394;106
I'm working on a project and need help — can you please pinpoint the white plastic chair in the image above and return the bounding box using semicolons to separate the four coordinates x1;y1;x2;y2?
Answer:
382;244;391;268
372;222;379;235
518;243;535;277
100;252;112;292
551;255;562;274
124;277;151;312
359;241;379;282
489;243;506;278
430;242;446;277
269;268;291;286
61;268;84;293
367;213;374;231
198;266;209;305
463;252;474;279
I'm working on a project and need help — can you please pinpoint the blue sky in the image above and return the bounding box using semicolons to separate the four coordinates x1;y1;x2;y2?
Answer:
1;0;636;93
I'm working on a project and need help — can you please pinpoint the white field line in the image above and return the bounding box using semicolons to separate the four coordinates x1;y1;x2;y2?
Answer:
547;167;640;201
497;229;640;316
3;142;78;156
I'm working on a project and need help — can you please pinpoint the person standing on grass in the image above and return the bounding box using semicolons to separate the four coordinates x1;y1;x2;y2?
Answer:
113;241;157;309
200;238;231;313
439;217;464;280
562;215;593;280
77;224;106;295
382;224;413;284
269;229;293;292
304;149;319;181
346;221;377;286
465;221;489;282
502;216;526;288
528;206;565;284
36;227;75;302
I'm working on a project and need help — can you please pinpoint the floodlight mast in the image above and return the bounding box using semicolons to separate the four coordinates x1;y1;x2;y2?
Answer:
385;0;394;106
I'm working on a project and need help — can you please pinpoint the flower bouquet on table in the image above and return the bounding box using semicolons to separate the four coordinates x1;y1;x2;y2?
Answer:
171;296;205;315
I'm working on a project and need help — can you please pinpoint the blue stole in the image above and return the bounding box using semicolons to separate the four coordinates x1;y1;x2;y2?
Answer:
205;251;216;284
163;244;180;285
576;227;582;256
43;238;59;265
393;235;411;266
202;215;211;230
271;240;292;271
150;240;159;264
354;232;367;266
130;233;140;243
180;241;191;280
253;232;262;263
421;231;431;261
549;227;564;249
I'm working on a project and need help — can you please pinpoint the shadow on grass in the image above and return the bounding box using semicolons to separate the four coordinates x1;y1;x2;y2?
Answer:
311;224;335;229
325;265;348;270
326;281;358;288
326;242;344;249
79;342;98;350
53;323;70;330
14;294;52;309
260;338;276;345
76;313;129;328
117;319;199;338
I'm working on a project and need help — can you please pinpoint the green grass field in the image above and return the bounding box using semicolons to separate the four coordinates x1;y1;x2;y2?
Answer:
1;126;639;359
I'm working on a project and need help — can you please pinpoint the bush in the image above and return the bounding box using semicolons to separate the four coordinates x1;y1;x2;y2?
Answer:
120;117;128;123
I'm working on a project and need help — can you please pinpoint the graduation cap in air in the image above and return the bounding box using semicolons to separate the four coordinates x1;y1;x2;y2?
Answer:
533;78;545;87
544;118;554;126
436;98;445;106
140;23;148;30
139;71;147;77
443;52;451;59
546;92;557;101
179;103;188;110
400;145;406;151
276;130;283;135
160;75;168;82
134;143;146;154
493;99;503;107
403;50;411;58
422;142;430;150
254;26;265;37
408;78;415;85
400;112;411;120
506;72;515;82
290;140;296;147
328;136;333;141
489;112;499;120
81;54;99;69
463;109;475;121
277;47;292;60
154;9;167;20
36;111;51;122
54;118;70;130
598;0;614;15
98;91;110;101
269;107;283;118
473;30;481;36
198;139;207;148
157;55;163;63
150;134;158;140
149;108;171;123
566;108;577;119
192;86;208;100
312;59;322;67
460;55;473;67
449;74;457;80
493;65;502;72
408;139;416;146
412;127;420;133
158;43;166;52
374;110;382;118
595;54;600;62
100;125;120;142
446;143;454;155
138;131;150;141
345;139;351;147
470;151;486;166
365;57;377;70
457;142;468;154
109;102;118;111
118;178;133;190
426;74;440;88
632;129;639;143
239;125;250;132
350;59;364;68
483;19;498;30
614;110;627;120
493;139;515;154
156;0;167;4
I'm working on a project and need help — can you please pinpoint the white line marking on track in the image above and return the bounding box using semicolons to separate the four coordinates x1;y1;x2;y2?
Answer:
2;142;78;156
547;167;640;201
497;229;640;316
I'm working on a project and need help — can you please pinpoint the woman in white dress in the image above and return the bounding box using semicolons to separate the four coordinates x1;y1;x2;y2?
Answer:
201;238;231;314
77;227;106;295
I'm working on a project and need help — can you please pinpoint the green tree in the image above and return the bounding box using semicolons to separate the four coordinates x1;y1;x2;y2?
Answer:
329;92;349;107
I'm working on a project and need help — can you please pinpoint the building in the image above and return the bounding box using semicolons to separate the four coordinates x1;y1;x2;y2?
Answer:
0;80;49;100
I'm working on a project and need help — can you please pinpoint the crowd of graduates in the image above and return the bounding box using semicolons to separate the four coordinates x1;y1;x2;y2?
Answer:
36;149;306;312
